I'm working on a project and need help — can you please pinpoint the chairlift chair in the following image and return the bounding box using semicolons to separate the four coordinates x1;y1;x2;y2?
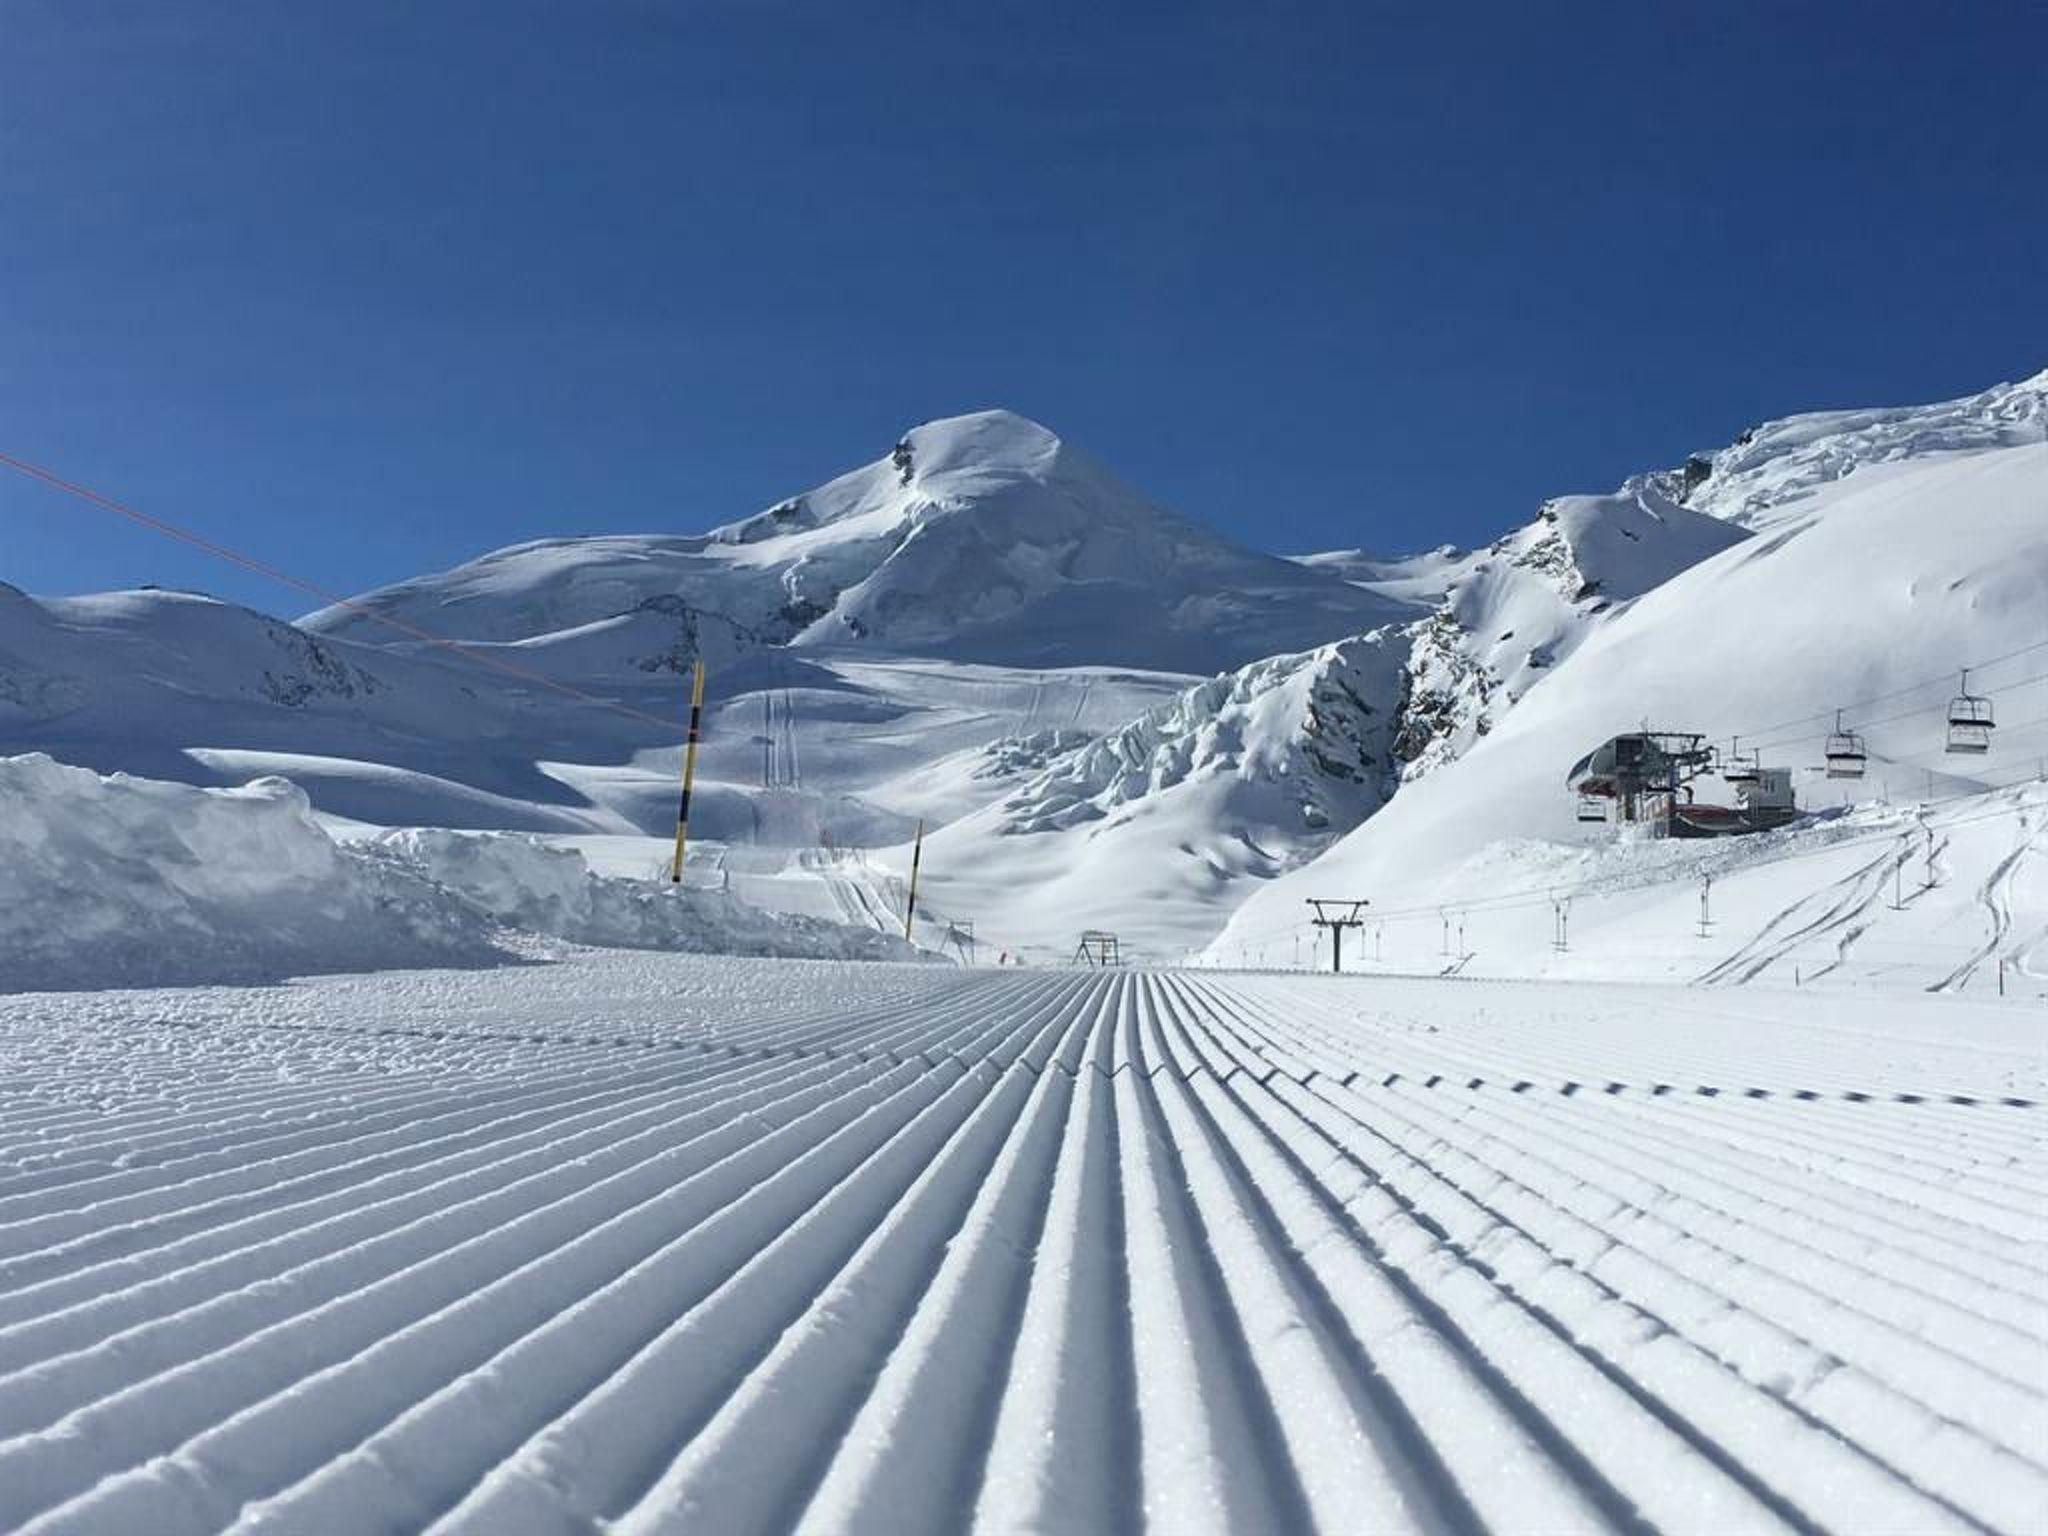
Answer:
1824;710;1867;779
1722;737;1759;787
1946;670;1995;755
1575;793;1607;823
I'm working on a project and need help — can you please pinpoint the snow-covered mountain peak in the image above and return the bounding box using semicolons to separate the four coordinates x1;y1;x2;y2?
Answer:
706;409;1063;549
308;409;1401;674
895;408;1064;484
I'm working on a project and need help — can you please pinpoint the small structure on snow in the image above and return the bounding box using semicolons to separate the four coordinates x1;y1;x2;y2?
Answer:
1569;729;1797;839
1074;931;1123;967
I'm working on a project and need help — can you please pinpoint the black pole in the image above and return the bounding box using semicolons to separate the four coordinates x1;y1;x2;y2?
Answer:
671;661;707;884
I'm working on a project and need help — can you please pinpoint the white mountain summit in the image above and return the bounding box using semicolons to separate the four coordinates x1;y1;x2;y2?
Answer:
304;409;1406;676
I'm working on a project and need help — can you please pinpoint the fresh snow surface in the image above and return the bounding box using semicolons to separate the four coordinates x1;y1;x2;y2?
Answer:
0;755;910;990
0;956;2041;1534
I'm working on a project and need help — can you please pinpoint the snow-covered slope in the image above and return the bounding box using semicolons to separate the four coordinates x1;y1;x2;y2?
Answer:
895;474;1754;960
0;576;1186;841
1290;543;1479;607
1218;398;2048;967
909;633;1410;957
6;371;2044;977
934;462;1758;959
306;410;1404;676
1390;484;1750;777
1683;367;2048;527
0;583;676;831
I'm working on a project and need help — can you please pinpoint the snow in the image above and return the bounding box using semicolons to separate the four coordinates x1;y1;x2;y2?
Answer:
900;632;1412;961
0;754;499;991
1389;481;1751;779
1219;394;2048;976
0;957;2040;1532
1687;366;2047;528
303;409;1406;677
4;372;2045;979
5;371;2048;1532
1290;542;1479;607
374;827;919;964
0;755;912;991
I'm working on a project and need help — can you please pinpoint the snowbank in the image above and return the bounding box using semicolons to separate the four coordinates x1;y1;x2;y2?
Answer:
0;756;919;992
372;828;919;962
0;754;500;991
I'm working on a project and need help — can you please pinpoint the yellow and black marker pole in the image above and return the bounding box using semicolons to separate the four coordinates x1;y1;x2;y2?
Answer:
670;660;706;884
902;819;925;940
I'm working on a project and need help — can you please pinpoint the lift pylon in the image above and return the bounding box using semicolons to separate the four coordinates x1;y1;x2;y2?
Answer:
1306;899;1369;973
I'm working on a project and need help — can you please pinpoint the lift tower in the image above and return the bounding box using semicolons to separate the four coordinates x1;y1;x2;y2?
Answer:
1306;899;1370;973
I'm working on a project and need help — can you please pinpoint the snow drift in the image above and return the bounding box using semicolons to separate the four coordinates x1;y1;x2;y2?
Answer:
0;754;500;991
0;755;916;992
372;827;918;963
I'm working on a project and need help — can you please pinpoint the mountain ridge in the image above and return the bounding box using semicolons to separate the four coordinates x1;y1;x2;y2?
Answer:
303;408;1406;677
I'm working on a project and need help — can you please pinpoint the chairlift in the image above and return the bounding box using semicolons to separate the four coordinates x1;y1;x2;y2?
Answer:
1946;669;1995;755
1824;710;1867;779
1722;736;1759;787
1575;793;1607;823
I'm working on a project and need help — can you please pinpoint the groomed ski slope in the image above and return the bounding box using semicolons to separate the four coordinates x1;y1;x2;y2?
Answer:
2;956;2044;1535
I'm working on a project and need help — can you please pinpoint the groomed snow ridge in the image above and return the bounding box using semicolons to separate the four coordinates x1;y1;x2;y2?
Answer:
2;955;2042;1535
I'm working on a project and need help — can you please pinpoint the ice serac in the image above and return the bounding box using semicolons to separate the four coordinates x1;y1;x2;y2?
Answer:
918;630;1410;954
1001;632;1407;838
304;409;1406;675
1680;366;2048;527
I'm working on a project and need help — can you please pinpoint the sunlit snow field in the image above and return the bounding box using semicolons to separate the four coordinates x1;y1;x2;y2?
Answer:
2;953;2043;1534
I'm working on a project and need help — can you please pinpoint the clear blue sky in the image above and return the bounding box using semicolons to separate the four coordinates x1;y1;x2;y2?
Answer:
4;1;2043;613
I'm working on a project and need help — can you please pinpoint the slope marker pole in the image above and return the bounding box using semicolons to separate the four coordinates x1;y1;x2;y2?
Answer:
670;660;707;884
903;819;926;940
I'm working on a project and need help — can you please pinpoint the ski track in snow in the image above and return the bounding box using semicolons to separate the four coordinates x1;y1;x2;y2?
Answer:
1934;814;2041;995
1;956;2044;1536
